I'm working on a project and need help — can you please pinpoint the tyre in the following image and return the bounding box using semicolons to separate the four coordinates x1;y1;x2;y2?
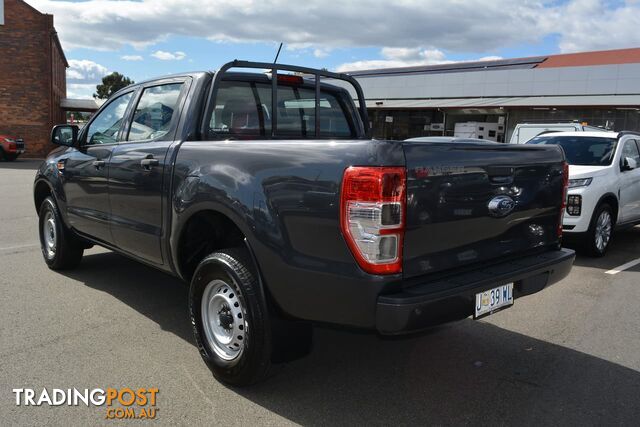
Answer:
38;197;84;269
189;248;273;386
3;153;18;161
584;203;614;257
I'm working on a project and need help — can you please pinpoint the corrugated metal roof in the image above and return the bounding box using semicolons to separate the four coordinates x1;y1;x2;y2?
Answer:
346;48;640;77
347;57;546;77
365;95;640;109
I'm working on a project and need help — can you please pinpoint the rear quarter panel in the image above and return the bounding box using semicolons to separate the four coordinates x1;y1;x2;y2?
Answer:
171;139;405;328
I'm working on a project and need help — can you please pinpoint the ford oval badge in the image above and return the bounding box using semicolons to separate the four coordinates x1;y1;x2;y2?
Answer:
488;195;516;217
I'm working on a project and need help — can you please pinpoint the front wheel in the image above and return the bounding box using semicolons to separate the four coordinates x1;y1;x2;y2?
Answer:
38;197;84;269
585;203;614;257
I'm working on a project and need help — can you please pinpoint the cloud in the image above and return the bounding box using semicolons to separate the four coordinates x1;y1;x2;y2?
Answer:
27;0;554;53
66;59;108;82
26;0;640;63
67;83;99;100
121;55;144;61
557;0;640;53
313;48;330;58
336;48;503;72
151;50;187;60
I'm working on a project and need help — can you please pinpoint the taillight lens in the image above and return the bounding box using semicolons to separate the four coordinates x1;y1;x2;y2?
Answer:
340;166;406;274
558;161;569;238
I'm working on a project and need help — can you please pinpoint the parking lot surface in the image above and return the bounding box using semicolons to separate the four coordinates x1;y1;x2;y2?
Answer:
1;160;639;425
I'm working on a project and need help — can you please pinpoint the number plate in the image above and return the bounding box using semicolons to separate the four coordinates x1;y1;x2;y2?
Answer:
474;283;514;318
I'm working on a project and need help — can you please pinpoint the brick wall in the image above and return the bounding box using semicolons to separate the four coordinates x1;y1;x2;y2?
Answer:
0;0;67;158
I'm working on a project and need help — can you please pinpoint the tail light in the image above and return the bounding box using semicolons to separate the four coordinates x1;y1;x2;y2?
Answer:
340;166;406;274
8;142;17;151
558;161;569;238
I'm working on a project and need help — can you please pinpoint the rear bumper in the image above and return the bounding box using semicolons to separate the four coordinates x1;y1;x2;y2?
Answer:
376;248;575;334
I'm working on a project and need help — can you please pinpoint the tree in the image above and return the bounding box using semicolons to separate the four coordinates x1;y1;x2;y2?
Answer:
94;72;134;99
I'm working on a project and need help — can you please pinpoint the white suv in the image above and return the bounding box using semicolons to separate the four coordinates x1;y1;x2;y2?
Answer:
527;131;640;256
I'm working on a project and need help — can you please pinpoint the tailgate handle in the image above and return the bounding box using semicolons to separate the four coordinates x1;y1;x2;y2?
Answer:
487;166;515;184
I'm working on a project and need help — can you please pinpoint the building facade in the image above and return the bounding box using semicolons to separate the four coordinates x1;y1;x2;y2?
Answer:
0;0;68;157
346;48;640;142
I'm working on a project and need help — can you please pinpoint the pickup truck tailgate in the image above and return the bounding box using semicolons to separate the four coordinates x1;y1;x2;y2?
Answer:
402;141;566;279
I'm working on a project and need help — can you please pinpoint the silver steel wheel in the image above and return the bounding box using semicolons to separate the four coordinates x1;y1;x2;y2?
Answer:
201;279;247;362
42;210;57;259
595;210;612;253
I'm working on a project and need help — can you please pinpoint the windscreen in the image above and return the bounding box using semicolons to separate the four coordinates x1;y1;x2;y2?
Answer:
207;79;356;139
527;135;617;166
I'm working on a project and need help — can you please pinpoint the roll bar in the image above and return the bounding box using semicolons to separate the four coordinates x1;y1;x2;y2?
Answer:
201;59;371;139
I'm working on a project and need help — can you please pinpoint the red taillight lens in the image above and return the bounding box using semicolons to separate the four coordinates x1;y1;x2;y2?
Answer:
558;161;569;239
340;166;406;274
8;142;17;151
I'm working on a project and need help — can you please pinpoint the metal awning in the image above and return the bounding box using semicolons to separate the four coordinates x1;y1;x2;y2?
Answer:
60;98;103;111
365;95;640;109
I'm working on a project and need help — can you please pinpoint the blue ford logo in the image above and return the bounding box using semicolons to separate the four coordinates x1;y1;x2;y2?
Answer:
488;195;516;217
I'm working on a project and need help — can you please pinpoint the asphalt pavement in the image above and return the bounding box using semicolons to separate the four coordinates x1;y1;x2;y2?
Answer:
1;159;639;426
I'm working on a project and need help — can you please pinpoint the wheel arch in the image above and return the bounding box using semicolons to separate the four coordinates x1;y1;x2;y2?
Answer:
595;192;619;224
34;179;54;213
173;207;260;282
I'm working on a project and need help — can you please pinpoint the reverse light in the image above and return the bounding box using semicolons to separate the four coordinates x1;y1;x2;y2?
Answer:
559;162;569;239
340;166;406;275
567;195;582;216
568;177;592;188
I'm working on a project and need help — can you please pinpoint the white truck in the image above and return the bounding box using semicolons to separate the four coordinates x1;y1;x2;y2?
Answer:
510;122;605;144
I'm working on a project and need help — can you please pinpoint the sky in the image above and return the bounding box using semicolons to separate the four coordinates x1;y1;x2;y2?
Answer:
24;0;640;99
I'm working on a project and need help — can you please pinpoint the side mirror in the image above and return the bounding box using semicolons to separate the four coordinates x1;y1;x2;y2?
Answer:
621;156;637;172
51;124;79;147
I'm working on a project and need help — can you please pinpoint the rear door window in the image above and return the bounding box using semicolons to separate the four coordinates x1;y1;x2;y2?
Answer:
208;79;355;139
128;83;184;142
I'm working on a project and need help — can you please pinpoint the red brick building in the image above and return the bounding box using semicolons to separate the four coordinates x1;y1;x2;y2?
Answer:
0;0;68;158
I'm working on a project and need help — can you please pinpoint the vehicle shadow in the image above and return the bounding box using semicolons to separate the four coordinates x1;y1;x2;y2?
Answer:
61;251;640;425
565;225;640;270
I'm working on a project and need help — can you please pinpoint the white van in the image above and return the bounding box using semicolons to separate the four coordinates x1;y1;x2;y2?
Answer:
509;122;605;144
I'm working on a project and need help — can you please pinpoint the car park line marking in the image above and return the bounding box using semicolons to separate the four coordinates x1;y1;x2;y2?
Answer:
605;258;640;275
0;243;39;252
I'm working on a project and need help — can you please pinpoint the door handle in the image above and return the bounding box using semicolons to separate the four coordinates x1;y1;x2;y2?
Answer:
93;160;105;169
140;157;159;169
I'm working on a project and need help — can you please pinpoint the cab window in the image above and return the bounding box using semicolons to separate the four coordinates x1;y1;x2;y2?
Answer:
208;79;355;139
128;83;184;142
85;92;133;145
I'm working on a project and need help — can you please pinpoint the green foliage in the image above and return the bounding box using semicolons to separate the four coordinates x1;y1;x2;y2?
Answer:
94;72;134;99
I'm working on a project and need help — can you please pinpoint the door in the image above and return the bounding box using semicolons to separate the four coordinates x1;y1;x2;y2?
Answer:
618;139;640;223
108;81;187;264
62;91;134;243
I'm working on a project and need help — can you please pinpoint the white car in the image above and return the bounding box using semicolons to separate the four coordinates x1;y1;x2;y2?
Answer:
527;131;640;256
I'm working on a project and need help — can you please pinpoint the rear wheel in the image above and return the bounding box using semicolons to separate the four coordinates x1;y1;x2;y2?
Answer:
189;248;312;386
190;248;272;386
3;153;18;161
585;203;614;257
38;197;84;269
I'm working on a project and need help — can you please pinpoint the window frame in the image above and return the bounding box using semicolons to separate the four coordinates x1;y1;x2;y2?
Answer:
80;89;138;147
120;77;191;145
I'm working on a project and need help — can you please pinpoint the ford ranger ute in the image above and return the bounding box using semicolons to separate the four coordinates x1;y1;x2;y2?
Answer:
34;61;574;385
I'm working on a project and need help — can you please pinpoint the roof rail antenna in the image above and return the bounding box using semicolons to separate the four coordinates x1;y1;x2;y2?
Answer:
273;42;283;64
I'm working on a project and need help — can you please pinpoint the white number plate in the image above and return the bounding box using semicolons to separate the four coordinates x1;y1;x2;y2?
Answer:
474;283;514;318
